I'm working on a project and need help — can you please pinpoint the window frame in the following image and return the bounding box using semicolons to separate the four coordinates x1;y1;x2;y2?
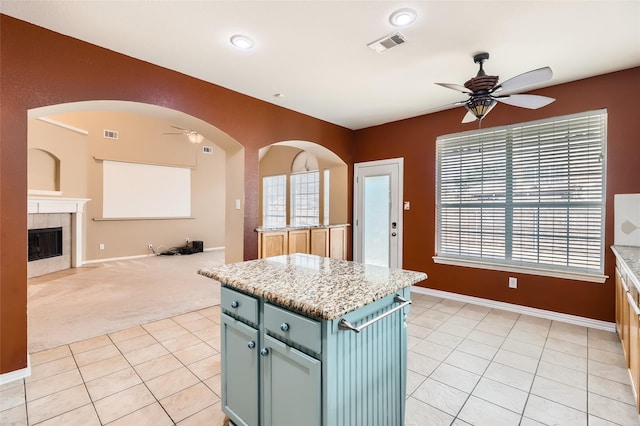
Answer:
262;174;287;228
433;110;608;283
290;170;320;227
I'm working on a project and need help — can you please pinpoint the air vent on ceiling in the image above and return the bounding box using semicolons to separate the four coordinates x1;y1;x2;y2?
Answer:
202;146;213;154
367;32;406;54
103;129;119;140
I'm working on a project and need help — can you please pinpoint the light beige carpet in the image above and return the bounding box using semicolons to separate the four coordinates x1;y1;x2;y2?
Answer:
28;250;224;352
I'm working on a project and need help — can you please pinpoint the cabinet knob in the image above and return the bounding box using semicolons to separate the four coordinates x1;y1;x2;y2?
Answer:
260;348;269;356
280;323;290;332
230;301;239;308
247;340;256;349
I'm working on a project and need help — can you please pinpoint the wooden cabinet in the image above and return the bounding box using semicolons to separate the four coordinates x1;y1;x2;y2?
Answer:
310;228;329;257
612;249;640;413
329;226;347;260
258;231;288;259
258;226;348;259
288;229;310;254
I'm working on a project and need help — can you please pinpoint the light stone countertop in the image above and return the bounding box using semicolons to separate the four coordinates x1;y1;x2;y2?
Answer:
198;253;427;320
612;245;640;292
255;223;351;232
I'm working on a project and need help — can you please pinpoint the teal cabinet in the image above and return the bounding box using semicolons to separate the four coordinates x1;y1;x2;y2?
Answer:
221;315;259;426
262;334;321;426
221;286;410;426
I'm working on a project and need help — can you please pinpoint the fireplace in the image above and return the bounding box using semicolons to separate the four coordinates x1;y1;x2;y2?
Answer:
28;227;63;261
27;197;90;278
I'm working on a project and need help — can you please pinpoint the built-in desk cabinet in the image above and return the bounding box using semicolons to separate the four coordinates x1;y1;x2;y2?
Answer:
613;247;640;413
258;226;348;260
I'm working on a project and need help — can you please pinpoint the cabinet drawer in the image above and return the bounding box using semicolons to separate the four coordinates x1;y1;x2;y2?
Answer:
264;303;321;354
221;287;258;324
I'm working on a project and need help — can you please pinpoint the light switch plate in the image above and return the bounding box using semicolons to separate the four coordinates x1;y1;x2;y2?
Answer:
404;201;410;210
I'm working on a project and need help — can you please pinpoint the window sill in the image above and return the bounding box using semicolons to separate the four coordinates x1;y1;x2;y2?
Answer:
432;256;608;283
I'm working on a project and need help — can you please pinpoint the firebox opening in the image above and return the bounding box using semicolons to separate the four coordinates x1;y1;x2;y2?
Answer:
28;227;63;262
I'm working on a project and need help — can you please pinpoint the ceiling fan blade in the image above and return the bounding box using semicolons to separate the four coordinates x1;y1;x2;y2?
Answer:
435;82;472;94
493;67;553;93
461;110;476;123
496;94;555;109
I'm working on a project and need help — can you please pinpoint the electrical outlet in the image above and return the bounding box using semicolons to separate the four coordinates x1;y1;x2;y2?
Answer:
99;243;105;250
508;277;517;289
148;243;153;250
186;237;190;244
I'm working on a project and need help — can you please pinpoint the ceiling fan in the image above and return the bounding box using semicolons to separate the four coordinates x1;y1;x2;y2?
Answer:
436;52;555;123
164;125;204;144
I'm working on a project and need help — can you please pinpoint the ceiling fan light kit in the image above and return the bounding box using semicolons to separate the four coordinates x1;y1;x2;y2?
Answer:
436;52;556;123
164;125;204;143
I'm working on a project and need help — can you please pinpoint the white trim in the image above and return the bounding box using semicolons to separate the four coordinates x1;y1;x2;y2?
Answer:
37;117;89;135
28;189;63;196
411;285;616;332
0;354;31;385
433;256;608;284
82;246;224;264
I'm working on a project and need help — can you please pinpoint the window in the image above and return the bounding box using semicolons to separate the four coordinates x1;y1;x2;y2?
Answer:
263;175;287;228
435;110;607;282
291;171;320;227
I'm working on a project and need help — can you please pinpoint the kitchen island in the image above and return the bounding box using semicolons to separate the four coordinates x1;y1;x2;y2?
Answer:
199;253;427;426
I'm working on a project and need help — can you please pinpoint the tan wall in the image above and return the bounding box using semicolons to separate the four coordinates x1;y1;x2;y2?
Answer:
28;111;226;261
258;145;348;227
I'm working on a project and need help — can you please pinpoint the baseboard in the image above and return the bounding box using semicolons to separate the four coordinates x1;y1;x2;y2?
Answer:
0;354;31;385
410;286;616;332
83;246;224;265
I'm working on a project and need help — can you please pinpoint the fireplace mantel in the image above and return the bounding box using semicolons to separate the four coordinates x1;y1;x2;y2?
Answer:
28;197;90;267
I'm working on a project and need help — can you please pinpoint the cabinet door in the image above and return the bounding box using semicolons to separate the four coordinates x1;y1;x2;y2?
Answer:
628;292;640;412
261;334;321;426
221;314;259;426
288;229;310;254
310;228;329;257
616;267;624;336
261;231;288;258
329;226;347;260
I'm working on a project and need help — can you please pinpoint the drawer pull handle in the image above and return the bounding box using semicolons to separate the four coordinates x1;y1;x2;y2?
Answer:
230;301;239;309
339;295;412;334
247;340;256;349
260;348;269;356
280;323;290;332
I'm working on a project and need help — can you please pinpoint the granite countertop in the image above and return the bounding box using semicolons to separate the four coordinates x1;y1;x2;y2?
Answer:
255;223;351;232
198;253;427;320
612;245;640;291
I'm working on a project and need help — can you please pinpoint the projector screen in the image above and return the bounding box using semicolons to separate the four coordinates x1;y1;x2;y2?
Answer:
102;160;191;218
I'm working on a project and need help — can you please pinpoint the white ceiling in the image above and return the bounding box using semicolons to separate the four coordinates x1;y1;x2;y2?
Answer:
2;1;640;130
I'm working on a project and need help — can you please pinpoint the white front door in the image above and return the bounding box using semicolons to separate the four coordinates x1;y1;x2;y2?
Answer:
353;158;403;268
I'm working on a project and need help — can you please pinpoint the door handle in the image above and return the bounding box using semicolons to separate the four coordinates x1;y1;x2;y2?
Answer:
391;222;397;229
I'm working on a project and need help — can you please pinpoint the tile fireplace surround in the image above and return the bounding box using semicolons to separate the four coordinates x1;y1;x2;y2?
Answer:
27;197;90;278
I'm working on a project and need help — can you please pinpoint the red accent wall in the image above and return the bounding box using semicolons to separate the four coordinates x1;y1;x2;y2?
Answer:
353;66;640;323
0;15;354;375
2;14;639;376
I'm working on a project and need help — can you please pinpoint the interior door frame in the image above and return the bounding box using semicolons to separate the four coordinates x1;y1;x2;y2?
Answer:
353;157;404;268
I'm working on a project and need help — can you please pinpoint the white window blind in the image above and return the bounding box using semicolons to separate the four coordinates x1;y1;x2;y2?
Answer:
436;110;607;276
263;175;287;228
291;171;320;227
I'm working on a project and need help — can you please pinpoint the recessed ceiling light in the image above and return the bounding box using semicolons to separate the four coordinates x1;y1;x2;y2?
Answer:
230;34;254;50
389;8;417;27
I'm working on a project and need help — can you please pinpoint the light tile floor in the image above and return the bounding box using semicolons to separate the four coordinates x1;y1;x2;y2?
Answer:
1;293;639;425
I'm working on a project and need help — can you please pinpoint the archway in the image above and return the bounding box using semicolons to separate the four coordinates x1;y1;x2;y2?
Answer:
28;101;245;264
